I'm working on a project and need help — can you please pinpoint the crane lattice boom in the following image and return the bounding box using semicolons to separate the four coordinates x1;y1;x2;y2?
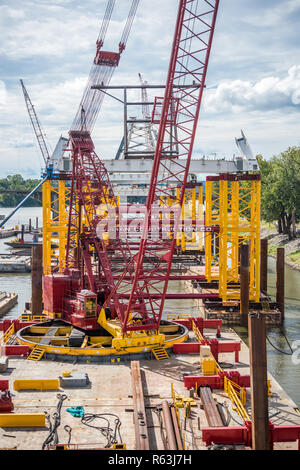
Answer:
105;0;220;333
71;0;140;133
20;79;51;166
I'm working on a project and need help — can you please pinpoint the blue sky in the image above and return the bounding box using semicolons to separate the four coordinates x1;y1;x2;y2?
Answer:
0;0;300;178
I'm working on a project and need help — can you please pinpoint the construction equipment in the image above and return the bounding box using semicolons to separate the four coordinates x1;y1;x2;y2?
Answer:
43;0;140;331
42;0;220;345
100;0;220;335
0;390;14;413
20;79;51;168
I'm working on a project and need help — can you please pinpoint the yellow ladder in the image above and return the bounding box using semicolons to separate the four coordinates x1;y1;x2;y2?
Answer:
27;346;45;361
152;346;169;361
2;323;15;345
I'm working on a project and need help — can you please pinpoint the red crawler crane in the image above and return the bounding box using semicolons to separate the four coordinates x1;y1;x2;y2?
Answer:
44;0;220;339
103;0;220;334
44;0;140;330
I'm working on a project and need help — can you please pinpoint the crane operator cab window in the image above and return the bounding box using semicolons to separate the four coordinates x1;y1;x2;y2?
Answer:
77;291;97;318
85;297;96;317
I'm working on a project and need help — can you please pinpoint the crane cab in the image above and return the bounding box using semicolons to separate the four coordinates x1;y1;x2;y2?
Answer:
76;290;97;319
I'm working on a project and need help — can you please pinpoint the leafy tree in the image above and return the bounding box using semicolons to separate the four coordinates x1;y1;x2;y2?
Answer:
258;146;300;240
0;174;42;207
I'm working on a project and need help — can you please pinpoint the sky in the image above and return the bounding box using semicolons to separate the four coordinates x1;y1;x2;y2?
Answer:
0;0;300;178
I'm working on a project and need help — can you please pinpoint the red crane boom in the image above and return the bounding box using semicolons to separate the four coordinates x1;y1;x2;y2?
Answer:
104;0;220;333
44;0;220;338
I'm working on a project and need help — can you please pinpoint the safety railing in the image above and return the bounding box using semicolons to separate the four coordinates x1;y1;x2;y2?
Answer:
191;319;204;342
170;383;187;449
2;323;15;345
18;314;48;323
224;376;249;423
166;313;190;321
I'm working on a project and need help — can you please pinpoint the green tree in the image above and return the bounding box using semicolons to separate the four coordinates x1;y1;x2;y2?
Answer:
0;174;42;207
258;146;300;240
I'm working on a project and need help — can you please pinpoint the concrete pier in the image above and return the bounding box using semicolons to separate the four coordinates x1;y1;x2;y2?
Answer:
0;292;18;317
0;255;31;273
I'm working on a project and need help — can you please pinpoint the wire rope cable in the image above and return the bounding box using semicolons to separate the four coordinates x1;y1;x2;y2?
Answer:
80;412;122;448
42;393;68;450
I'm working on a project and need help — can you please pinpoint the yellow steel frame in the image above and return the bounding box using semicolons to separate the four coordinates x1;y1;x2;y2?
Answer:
205;176;261;302
204;180;220;282
159;186;203;252
175;185;203;252
43;179;70;274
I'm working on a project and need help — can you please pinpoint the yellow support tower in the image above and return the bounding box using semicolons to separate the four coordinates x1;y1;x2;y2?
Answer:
205;177;221;282
205;174;261;302
43;179;70;274
175;183;203;252
198;183;204;251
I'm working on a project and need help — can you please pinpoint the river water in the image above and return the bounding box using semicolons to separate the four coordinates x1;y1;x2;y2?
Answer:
0;207;299;406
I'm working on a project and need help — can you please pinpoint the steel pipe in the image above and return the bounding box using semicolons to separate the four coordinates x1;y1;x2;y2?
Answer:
162;401;177;450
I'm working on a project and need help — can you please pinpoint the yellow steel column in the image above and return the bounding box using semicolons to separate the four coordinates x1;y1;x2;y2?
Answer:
58;180;67;273
219;179;228;301
249;180;256;300
205;180;212;282
231;180;240;283
42;179;52;275
176;187;181;247
191;187;197;244
254;179;261;301
198;184;204;251
181;192;186;252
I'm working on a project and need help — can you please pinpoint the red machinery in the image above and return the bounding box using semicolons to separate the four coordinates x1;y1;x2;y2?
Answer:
44;0;220;336
0;391;14;413
44;0;140;330
202;421;300;450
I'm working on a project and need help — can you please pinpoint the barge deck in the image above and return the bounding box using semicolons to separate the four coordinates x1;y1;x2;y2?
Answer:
1;325;299;451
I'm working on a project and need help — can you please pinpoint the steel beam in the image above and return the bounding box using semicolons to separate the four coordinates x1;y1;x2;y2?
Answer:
102;158;244;175
200;387;223;427
119;293;220;300
170;406;183;450
162;401;177;450
130;361;149;450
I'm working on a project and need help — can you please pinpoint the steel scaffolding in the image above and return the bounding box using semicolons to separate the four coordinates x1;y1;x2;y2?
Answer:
42;179;70;274
205;174;261;302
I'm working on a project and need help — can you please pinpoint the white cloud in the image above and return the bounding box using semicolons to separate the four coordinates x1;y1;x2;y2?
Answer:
1;0;300;176
244;0;300;27
0;81;7;107
0;5;25;19
203;66;300;114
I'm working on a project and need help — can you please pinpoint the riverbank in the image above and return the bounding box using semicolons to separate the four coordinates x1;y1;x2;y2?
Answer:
261;223;300;272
